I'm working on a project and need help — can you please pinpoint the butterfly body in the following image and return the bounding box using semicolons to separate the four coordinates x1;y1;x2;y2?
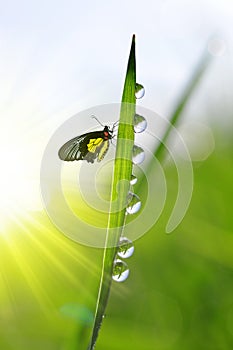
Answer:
58;125;113;163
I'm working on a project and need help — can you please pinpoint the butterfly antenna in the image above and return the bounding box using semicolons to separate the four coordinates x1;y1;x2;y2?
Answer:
113;120;119;127
112;120;119;133
91;115;105;127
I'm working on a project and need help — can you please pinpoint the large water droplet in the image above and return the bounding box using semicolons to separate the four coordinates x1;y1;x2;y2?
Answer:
134;114;147;133
130;174;137;185
117;237;134;258
135;83;145;99
132;145;145;164
112;259;129;282
126;191;141;214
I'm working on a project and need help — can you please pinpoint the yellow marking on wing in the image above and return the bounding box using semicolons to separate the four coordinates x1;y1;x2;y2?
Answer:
98;141;109;162
87;138;103;153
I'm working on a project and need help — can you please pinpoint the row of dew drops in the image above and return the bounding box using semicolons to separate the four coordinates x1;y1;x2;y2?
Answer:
112;83;146;283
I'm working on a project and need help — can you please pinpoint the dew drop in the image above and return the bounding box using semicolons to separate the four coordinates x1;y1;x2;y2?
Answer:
112;259;129;282
117;237;134;258
134;114;147;133
135;83;145;99
132;145;145;164
130;174;138;185
126;191;141;215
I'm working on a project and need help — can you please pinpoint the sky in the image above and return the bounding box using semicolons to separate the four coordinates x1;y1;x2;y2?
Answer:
0;0;232;220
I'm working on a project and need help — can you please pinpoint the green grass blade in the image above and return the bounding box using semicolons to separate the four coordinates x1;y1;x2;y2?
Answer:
87;35;136;350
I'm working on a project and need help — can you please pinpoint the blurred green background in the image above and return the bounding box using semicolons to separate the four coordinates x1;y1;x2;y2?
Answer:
1;0;233;349
1;132;233;350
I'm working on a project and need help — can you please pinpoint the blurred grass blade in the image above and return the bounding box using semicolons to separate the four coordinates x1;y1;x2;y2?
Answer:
87;35;136;350
155;52;212;161
137;52;212;234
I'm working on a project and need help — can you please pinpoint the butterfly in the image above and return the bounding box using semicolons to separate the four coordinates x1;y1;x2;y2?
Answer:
58;116;117;163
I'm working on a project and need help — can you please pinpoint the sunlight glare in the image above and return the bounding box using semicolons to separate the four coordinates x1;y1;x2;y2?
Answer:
0;127;42;232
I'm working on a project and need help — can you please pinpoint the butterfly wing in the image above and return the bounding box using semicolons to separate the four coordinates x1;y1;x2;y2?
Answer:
84;137;106;163
58;134;88;161
58;131;109;163
97;140;109;162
